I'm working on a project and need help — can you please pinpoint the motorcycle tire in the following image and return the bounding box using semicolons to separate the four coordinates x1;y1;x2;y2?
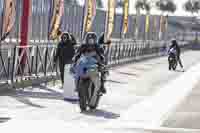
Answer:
169;63;171;70
168;57;172;70
172;61;177;70
168;60;172;70
78;79;89;112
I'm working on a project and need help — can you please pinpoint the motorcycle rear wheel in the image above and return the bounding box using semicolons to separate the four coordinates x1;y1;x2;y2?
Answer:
172;60;177;70
168;60;173;70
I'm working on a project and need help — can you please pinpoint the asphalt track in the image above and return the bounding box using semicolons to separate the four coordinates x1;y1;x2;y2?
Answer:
1;50;200;132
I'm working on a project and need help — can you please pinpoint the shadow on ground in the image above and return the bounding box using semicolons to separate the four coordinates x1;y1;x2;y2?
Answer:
11;95;45;108
0;117;11;123
174;70;185;73
82;109;120;119
12;90;63;100
106;80;127;84
2;85;63;101
118;72;139;77
131;66;150;71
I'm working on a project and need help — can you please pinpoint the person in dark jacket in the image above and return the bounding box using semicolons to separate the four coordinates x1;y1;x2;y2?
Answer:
70;33;77;46
54;32;76;85
98;33;111;64
73;32;107;94
168;39;184;71
98;32;111;46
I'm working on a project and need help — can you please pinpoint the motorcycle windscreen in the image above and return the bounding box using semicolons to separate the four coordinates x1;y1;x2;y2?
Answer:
75;56;98;77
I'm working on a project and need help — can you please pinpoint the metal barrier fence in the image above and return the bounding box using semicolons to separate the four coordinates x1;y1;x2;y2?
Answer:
0;0;191;44
0;40;190;88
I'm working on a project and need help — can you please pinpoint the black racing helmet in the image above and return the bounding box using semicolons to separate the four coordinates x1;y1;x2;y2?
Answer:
61;32;71;42
171;39;177;46
84;32;97;45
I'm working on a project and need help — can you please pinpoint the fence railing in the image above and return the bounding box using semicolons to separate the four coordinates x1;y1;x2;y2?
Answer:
0;0;193;44
0;40;190;88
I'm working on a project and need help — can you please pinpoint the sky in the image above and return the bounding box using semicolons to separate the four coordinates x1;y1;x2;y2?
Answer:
78;0;196;17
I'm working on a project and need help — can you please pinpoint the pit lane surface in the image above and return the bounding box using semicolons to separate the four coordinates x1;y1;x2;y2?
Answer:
1;50;200;131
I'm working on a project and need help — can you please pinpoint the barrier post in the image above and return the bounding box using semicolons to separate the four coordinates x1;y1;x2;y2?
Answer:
63;64;79;102
11;46;17;87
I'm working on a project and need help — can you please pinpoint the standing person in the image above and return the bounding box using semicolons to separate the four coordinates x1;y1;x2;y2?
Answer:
70;33;77;46
54;32;76;85
98;32;111;65
97;32;111;94
168;39;184;72
98;33;111;45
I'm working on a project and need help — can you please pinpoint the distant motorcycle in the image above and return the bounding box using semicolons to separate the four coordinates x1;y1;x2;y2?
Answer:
168;47;177;71
71;55;104;112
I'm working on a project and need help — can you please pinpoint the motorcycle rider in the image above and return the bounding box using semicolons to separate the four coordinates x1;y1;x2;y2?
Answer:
168;39;184;71
73;32;107;94
54;32;76;85
74;49;101;110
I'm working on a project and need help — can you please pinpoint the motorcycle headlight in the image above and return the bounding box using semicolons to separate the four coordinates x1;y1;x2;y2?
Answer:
83;68;87;73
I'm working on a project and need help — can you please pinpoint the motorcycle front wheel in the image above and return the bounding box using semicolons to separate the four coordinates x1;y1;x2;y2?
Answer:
168;58;173;70
172;60;177;70
78;79;90;112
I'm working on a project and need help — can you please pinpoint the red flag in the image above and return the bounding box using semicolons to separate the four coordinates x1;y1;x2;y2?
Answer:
20;0;32;46
1;0;16;41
